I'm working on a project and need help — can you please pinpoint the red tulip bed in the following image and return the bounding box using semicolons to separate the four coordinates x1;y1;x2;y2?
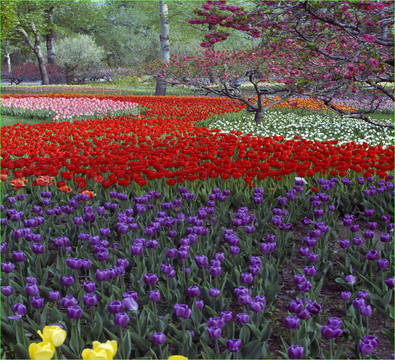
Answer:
1;93;394;360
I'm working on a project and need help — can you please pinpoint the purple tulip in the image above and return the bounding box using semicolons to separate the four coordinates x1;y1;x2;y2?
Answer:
321;325;343;339
174;304;191;319
226;339;242;352
283;316;300;329
294;274;307;284
1;262;15;273
327;317;342;328
345;275;356;285
236;313;249;324
114;312;129;326
207;327;222;339
241;272;254;285
83;294;98;307
357;291;369;300
221;311;233;322
209;266;222;277
67;305;83;319
297;281;312;292
360;305;372;317
149;290;161;302
60;276;75;287
364;209;374;217
353;237;363;246
26;276;37;284
299;247;310;256
195;300;204;310
307;302;321;315
32;243;45;254
187;286;200;298
303;266;317;277
359;335;379;355
297;308;310;320
366;250;379;261
152;332;166;345
380;233;391;243
289;300;304;314
166;248;178;258
12;251;25;262
209;288;220;297
24;283;39;296
13;303;26;316
30;296;45;309
352;298;366;310
82;281;96;293
385;277;394;289
339;240;350;249
62;296;78;308
107;301;124;314
287;345;304;359
207;317;225;329
65;258;82;269
143;273;159;286
250;301;265;312
1;286;13;296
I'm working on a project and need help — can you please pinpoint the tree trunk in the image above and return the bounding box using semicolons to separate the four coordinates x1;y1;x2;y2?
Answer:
45;7;56;64
35;44;50;85
254;108;265;124
208;23;217;84
18;23;49;85
6;52;11;73
155;1;169;96
46;33;56;64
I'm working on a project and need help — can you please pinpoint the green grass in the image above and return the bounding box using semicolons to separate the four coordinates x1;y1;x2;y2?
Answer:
0;114;53;127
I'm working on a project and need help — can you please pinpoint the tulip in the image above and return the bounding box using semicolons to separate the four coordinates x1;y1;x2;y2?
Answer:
287;345;304;359
37;325;67;347
81;340;118;360
226;339;242;352
168;356;188;360
29;342;55;360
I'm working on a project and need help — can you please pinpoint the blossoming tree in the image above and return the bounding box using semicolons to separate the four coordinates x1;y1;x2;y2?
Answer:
142;0;394;128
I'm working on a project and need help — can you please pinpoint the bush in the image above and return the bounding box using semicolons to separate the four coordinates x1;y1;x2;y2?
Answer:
56;35;105;84
0;63;64;84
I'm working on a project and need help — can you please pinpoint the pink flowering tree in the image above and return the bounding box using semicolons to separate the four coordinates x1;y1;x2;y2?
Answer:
142;0;393;128
187;0;394;128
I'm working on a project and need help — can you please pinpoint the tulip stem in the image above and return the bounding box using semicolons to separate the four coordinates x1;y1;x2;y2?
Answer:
159;344;163;359
215;338;220;356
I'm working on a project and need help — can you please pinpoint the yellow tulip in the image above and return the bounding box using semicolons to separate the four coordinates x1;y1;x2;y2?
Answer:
81;349;110;360
37;326;67;347
81;340;117;360
29;341;55;360
168;356;188;360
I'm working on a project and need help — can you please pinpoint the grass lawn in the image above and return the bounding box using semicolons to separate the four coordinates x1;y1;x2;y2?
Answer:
0;114;53;127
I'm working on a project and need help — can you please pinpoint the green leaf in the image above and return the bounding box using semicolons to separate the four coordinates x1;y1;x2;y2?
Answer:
90;314;103;341
200;340;216;359
13;344;29;360
240;339;269;359
130;332;150;353
121;330;132;359
240;325;250;345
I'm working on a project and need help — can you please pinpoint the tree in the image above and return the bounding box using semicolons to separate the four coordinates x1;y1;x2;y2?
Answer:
1;1;17;40
185;0;394;128
6;1;105;84
155;1;170;96
56;34;105;84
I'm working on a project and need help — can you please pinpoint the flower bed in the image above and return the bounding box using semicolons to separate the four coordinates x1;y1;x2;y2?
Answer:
1;94;394;360
1;96;140;122
202;110;394;147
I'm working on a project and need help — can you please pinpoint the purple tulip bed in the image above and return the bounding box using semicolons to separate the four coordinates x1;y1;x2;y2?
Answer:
1;173;394;360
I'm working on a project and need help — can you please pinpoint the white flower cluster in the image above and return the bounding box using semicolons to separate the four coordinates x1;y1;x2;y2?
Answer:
207;111;394;147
